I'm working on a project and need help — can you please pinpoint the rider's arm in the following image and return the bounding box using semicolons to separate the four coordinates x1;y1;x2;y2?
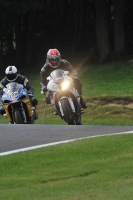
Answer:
19;75;35;94
40;63;49;90
61;59;78;78
0;79;6;99
25;80;35;94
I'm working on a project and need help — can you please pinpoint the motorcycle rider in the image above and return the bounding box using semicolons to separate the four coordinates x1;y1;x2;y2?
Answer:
40;48;87;109
0;66;38;120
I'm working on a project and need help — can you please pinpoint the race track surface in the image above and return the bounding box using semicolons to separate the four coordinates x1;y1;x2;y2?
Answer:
0;124;133;153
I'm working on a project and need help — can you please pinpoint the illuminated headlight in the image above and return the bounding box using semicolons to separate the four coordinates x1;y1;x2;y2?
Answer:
61;80;70;90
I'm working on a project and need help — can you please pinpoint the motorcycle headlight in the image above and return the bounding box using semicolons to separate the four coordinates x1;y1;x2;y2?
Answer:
61;80;70;90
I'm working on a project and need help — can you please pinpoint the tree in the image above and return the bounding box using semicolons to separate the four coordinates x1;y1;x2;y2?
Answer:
0;0;42;70
113;0;125;54
0;0;133;71
94;0;110;61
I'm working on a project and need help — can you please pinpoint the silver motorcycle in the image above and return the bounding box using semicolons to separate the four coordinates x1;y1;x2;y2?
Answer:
46;69;83;125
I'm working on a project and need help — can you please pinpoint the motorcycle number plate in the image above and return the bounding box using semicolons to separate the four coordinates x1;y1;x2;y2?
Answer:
9;91;18;101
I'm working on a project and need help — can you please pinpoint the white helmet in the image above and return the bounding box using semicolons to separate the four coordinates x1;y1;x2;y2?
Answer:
5;66;18;81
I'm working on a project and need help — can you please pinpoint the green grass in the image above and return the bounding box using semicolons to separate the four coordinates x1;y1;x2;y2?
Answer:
79;61;133;97
1;133;133;200
1;60;133;125
1;60;133;199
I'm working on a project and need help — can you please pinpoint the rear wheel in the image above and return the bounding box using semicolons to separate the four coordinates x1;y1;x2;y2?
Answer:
14;110;23;124
60;98;76;125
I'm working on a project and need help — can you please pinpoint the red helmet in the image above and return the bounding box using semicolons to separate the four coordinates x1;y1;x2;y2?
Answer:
46;49;61;68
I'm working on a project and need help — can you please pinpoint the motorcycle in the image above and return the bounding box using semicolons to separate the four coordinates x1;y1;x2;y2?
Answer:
46;69;83;125
2;82;35;124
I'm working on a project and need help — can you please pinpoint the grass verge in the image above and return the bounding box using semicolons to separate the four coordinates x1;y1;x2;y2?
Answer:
1;133;133;200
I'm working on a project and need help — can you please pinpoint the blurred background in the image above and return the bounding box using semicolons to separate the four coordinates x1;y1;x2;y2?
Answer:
0;0;132;73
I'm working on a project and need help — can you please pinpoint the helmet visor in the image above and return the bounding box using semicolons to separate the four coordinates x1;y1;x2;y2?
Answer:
49;57;59;68
6;73;17;81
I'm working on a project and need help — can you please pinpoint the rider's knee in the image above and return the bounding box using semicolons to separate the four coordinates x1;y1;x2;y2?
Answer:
30;97;38;106
0;106;5;115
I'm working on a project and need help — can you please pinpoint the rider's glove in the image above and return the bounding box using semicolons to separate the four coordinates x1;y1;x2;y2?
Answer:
42;86;47;93
27;91;33;96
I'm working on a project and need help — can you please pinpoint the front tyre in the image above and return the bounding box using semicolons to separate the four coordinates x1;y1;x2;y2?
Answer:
76;115;82;125
14;110;23;124
60;98;76;125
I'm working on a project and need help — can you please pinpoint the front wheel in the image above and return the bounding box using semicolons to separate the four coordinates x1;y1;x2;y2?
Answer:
14;110;23;124
76;115;82;125
60;98;76;125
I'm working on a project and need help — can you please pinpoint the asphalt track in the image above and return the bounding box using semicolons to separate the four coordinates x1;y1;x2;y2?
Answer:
0;124;133;155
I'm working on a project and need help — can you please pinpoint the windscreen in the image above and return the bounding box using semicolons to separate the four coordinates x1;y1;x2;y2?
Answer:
50;69;64;83
6;82;23;92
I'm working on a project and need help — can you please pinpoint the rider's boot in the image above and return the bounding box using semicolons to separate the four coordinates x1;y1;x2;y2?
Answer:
80;97;87;109
33;110;38;120
45;97;50;104
53;107;58;115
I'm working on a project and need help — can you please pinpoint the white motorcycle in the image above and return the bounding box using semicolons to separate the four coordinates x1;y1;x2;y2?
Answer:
46;69;83;125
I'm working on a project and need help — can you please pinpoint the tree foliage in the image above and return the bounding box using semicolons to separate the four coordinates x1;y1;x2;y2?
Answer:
0;0;133;71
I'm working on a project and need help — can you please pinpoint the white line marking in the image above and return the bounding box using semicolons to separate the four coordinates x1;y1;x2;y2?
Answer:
0;131;133;156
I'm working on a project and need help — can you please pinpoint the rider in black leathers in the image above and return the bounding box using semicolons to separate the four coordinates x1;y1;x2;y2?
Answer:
40;48;87;109
0;66;38;119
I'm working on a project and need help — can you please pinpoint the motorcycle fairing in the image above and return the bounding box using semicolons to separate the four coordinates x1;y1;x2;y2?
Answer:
2;82;28;103
21;97;33;117
2;82;34;123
